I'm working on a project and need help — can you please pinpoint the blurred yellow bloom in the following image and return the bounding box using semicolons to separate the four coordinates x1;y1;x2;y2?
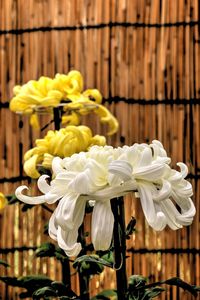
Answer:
10;71;83;112
30;113;40;130
0;193;7;210
24;125;106;179
10;70;119;135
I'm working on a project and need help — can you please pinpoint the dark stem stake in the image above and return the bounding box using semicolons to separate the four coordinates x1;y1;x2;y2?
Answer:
78;225;90;300
53;107;61;130
111;196;127;299
53;107;71;289
61;259;71;288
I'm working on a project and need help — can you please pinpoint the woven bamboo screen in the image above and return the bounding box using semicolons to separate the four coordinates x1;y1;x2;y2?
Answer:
0;0;199;299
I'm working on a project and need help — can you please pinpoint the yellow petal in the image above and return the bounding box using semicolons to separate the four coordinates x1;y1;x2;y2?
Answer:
67;70;83;92
23;154;41;179
30;113;40;130
89;135;106;147
94;105;119;135
24;148;36;161
61;112;80;126
83;89;102;104
0;193;7;210
65;94;85;103
65;126;87;148
42;153;54;169
13;85;22;95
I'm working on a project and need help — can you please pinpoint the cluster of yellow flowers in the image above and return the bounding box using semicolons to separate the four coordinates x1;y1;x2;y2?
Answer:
0;193;7;210
9;70;118;135
24;125;106;178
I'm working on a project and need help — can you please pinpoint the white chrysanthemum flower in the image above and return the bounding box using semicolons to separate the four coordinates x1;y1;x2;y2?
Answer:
15;140;195;257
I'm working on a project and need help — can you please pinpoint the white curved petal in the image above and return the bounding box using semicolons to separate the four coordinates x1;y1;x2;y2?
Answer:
108;173;122;186
177;162;188;179
134;164;165;181
56;171;77;180
52;157;65;175
137;147;152;167
137;183;167;231
160;196;195;229
153;156;171;165
68;171;92;194
48;210;58;241
37;175;51;193
50;173;77;196
85;160;108;188
174;181;193;198
57;226;82;257
176;198;196;224
152;140;164;149
89;179;137;201
91;200;114;250
118;146;139;166
151;140;168;158
55;193;86;230
15;186;57;204
153;180;171;202
168;170;182;183
108;160;133;181
160;199;184;229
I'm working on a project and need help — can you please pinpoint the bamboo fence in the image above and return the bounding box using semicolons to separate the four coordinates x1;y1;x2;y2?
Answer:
0;0;199;299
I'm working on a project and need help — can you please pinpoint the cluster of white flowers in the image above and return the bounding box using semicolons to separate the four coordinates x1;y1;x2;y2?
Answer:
16;140;195;257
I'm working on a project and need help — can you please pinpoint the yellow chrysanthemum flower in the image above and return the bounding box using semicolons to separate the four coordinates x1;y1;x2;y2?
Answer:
0;193;7;210
24;125;106;179
9;70;119;135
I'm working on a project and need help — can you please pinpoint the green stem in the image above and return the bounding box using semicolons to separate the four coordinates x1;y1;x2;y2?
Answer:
111;197;127;299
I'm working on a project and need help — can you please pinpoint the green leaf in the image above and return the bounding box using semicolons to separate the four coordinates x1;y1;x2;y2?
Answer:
133;276;200;298
91;289;117;300
51;281;78;298
54;249;69;263
163;277;198;297
100;252;114;265
128;275;147;289
51;281;69;293
74;254;114;276
0;276;23;287
35;243;69;263
32;286;57;299
0;275;54;297
141;287;165;299
18;274;52;288
74;254;113;269
147;287;166;298
35;242;56;258
0;259;10;268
